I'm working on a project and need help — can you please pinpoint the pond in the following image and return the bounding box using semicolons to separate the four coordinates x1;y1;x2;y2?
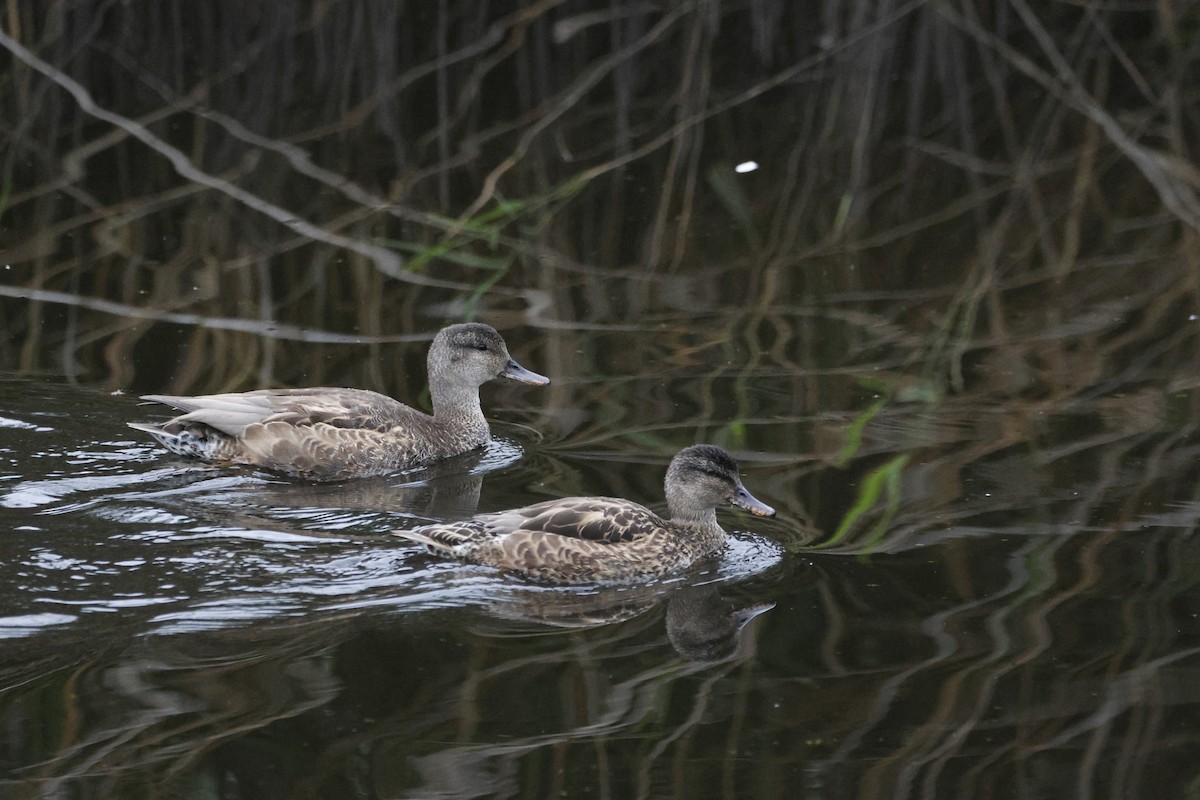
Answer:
4;2;1200;799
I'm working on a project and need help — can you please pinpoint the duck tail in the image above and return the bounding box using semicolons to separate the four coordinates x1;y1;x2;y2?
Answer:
394;525;479;556
128;420;229;461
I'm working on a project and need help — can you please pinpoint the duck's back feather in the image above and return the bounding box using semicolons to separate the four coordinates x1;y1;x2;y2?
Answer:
495;497;661;543
143;388;423;435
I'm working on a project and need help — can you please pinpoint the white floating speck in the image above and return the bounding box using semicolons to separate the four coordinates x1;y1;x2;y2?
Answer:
734;161;759;174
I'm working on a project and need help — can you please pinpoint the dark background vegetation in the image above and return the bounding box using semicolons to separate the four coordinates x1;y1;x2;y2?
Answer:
5;0;1199;396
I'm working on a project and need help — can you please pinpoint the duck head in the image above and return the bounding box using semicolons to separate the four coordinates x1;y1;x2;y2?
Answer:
428;323;550;389
664;444;776;520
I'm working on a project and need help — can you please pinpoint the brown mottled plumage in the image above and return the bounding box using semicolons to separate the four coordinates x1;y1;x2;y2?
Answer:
128;323;549;480
395;445;776;584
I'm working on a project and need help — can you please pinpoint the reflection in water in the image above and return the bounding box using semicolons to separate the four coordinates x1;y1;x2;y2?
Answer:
214;446;496;527
2;378;1200;798
666;585;775;662
9;524;1200;799
469;580;775;663
0;573;777;799
2;376;1200;797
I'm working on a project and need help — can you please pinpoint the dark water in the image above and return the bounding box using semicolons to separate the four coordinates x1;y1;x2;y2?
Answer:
7;2;1200;798
4;350;1200;798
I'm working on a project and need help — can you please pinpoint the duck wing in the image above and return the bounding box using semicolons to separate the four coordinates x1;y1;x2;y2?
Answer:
486;497;668;544
397;497;666;552
143;388;422;436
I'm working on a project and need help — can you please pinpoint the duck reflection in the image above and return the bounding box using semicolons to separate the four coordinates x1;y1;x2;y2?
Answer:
0;574;775;799
251;447;489;519
212;448;491;531
666;584;774;661
476;579;774;662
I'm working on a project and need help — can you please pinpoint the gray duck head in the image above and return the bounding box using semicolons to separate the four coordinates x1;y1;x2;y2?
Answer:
664;444;776;522
427;323;550;393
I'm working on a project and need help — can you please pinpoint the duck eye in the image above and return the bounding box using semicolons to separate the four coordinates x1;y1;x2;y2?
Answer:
473;342;489;351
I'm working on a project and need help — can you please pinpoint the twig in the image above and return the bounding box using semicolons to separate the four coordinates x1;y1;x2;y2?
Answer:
0;26;434;282
0;285;426;344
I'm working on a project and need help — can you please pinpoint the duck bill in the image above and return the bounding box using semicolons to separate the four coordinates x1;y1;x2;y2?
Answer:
499;358;550;385
732;601;776;630
732;485;776;517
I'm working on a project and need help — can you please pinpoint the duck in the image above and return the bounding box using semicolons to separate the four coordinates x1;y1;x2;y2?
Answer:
394;444;775;584
128;323;549;481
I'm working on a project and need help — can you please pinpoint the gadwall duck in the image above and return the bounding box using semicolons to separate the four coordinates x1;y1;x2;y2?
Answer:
395;444;775;583
129;323;549;480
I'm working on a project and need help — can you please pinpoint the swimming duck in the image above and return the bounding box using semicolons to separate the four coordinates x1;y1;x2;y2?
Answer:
129;323;549;481
394;444;776;583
